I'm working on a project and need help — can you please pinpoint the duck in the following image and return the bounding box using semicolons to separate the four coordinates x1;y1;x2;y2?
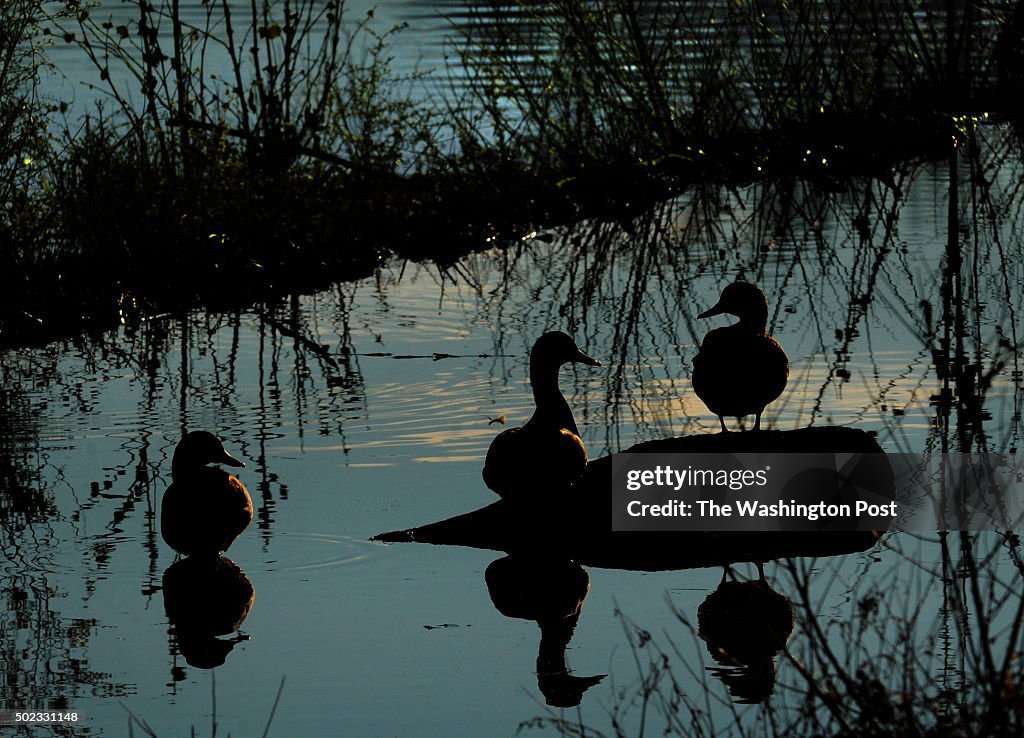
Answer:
161;431;254;557
482;331;601;499
693;282;789;432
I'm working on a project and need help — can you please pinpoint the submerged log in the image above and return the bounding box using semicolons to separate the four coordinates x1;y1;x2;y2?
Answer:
372;427;891;571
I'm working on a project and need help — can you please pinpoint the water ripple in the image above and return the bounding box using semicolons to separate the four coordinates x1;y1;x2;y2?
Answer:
252;532;376;574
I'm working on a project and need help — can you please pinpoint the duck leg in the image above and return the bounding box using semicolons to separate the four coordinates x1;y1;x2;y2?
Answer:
718;415;728;433
754;413;762;431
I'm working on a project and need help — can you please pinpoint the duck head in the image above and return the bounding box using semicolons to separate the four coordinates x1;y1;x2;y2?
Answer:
698;282;769;331
530;331;601;371
172;431;245;476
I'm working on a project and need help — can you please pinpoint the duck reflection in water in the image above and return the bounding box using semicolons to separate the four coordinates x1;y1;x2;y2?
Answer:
161;431;253;556
160;431;256;672
485;555;606;707
163;554;255;671
697;567;794;704
693;282;789;432
483;332;600;500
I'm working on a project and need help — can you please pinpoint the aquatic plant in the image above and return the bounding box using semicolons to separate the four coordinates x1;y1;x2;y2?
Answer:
0;0;60;341
5;0;1024;345
22;0;443;333
452;0;1014;190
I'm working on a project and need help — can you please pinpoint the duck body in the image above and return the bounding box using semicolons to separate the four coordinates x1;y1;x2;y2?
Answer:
483;332;601;499
161;431;253;556
483;425;589;493
693;282;789;431
693;326;788;420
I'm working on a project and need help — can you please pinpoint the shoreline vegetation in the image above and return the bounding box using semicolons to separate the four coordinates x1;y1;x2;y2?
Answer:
2;0;1023;345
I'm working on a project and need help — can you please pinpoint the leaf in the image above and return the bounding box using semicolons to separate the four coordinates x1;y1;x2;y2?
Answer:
116;25;129;39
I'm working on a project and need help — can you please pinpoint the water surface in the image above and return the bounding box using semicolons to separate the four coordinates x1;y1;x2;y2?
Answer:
4;128;1024;733
8;0;1024;731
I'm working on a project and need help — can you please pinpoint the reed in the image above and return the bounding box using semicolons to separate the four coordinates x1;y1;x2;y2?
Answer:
4;0;1024;345
451;0;1015;188
0;0;59;339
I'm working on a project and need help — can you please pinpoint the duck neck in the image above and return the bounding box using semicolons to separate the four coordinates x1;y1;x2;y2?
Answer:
529;357;579;435
537;613;579;675
739;302;769;334
172;456;206;479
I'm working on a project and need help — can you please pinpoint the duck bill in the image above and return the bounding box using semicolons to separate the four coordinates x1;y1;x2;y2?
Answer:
575;348;602;367
697;301;726;319
220;450;245;468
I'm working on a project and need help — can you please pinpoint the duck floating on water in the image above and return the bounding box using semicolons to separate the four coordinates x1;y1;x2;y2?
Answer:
483;332;601;499
693;282;789;432
161;431;254;556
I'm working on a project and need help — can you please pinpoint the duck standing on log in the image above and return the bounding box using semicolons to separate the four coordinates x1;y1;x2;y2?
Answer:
693;282;789;432
483;332;601;499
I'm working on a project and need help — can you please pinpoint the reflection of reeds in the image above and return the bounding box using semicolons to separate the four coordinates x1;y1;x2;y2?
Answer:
123;673;285;737
0;386;56;530
528;534;1024;737
476;123;1022;455
0;381;129;724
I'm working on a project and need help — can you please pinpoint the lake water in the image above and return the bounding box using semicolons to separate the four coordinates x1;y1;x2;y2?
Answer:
7;1;1024;735
5;130;1024;733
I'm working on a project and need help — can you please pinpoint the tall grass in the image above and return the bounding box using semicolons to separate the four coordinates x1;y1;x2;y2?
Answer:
42;0;440;304
0;0;50;221
3;0;1024;344
452;0;1016;188
0;0;58;337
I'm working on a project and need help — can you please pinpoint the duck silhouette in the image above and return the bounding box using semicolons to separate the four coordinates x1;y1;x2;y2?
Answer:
485;555;606;707
163;554;255;669
483;332;600;499
697;570;794;703
161;431;254;556
693;282;789;432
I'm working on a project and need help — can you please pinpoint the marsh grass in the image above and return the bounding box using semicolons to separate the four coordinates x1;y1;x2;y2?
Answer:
40;0;437;309
1;0;62;337
4;0;1024;344
452;0;1012;192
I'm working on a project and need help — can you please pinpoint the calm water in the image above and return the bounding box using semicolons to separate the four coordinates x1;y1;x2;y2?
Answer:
4;126;1024;734
9;2;1024;735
